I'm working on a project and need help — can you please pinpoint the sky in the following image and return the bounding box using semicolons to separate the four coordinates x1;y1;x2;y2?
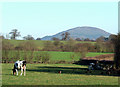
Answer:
1;1;118;39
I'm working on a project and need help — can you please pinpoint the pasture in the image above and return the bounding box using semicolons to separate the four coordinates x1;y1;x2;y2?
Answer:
2;63;118;85
49;52;113;61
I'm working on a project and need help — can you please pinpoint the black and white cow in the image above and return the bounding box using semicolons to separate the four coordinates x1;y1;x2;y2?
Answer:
12;60;26;76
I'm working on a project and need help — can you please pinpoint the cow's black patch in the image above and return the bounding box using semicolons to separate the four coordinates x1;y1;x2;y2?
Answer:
22;61;26;66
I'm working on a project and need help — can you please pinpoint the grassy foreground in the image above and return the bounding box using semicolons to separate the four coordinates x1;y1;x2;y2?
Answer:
2;63;118;85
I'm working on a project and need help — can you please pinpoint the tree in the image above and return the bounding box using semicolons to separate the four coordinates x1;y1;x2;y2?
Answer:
75;38;81;41
114;33;120;69
43;41;55;51
95;40;103;52
96;36;105;42
2;40;14;63
108;34;117;43
66;38;76;51
84;38;90;41
61;32;70;40
9;29;21;40
52;37;60;41
36;38;41;40
61;33;65;40
2;40;14;50
18;41;37;51
23;35;34;40
53;40;60;47
0;35;4;39
17;41;37;62
40;52;51;63
105;41;114;52
74;43;88;60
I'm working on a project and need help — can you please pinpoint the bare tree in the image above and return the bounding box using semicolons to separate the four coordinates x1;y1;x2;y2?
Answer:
74;43;88;59
61;33;65;40
61;32;70;40
9;29;21;40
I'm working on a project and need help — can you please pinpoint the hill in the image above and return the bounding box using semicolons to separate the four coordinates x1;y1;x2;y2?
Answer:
41;26;111;40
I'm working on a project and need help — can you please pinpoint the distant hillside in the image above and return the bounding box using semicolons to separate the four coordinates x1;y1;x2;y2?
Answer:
41;26;111;40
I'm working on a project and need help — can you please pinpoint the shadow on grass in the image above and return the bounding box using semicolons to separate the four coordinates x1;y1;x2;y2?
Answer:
4;74;13;76
27;66;111;76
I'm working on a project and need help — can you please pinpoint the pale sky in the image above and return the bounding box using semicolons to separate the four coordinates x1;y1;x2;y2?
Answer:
1;1;118;39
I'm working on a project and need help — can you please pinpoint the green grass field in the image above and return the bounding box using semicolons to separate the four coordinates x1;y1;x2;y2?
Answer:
2;63;118;85
49;51;113;61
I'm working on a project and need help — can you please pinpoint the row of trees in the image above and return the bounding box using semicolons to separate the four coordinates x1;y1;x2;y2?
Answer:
2;37;114;53
43;38;114;53
2;50;50;63
2;39;87;63
2;40;50;63
1;37;115;63
1;29;37;40
2;36;114;63
1;29;115;41
1;29;73;40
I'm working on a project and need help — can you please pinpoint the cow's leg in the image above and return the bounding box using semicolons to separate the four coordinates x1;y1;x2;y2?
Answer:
20;67;23;76
24;66;26;76
16;69;18;76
